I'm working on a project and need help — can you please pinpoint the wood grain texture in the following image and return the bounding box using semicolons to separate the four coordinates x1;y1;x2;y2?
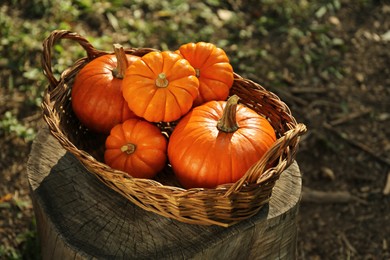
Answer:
27;126;302;260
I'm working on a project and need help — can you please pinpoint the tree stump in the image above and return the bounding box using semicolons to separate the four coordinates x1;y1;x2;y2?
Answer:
27;126;302;260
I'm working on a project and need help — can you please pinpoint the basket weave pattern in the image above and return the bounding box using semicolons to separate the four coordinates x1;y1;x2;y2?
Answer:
41;30;307;227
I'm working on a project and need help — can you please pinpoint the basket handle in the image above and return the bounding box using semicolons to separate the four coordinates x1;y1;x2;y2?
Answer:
41;30;104;91
226;123;307;196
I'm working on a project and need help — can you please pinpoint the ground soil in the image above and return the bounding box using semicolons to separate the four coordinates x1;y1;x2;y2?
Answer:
0;2;389;260
293;3;390;258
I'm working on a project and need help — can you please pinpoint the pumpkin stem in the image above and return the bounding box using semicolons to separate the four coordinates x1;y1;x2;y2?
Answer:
195;68;200;77
155;73;169;88
112;43;128;79
217;95;240;133
120;143;137;155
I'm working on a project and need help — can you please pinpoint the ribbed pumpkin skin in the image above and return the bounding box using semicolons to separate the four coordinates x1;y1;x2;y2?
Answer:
168;100;276;189
71;54;140;134
176;42;234;106
104;119;168;179
122;51;199;123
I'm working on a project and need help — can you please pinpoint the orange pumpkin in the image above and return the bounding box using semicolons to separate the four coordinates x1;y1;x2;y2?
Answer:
176;42;234;106
168;95;276;189
104;118;168;179
71;44;140;134
122;51;199;123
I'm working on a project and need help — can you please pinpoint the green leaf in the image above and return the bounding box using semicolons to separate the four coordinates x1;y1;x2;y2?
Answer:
315;6;327;18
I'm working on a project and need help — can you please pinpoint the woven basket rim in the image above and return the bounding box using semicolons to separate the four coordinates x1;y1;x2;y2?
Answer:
40;29;307;227
42;73;306;192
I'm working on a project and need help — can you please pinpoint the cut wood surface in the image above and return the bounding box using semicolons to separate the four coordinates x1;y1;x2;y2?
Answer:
27;126;302;260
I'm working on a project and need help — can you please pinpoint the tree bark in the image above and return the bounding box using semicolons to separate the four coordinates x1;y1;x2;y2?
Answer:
27;126;302;260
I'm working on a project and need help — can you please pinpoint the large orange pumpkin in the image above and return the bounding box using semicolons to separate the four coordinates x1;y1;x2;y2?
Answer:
104;118;168;179
168;95;276;189
71;44;140;134
176;42;234;106
122;51;199;123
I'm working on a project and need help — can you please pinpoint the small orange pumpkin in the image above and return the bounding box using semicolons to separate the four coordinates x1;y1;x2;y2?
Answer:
122;51;199;123
71;44;140;134
104;118;168;179
168;95;276;189
176;42;234;106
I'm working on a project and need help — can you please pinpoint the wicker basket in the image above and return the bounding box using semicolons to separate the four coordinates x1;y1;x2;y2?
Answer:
41;30;307;227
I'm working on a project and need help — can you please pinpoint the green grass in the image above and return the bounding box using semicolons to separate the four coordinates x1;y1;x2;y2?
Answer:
0;0;352;103
0;220;40;260
0;111;36;141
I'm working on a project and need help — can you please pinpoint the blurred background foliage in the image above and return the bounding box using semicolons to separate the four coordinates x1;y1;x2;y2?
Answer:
0;0;382;258
1;0;364;137
2;0;371;98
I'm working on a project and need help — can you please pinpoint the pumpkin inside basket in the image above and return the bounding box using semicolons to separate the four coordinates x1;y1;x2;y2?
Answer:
41;30;307;227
